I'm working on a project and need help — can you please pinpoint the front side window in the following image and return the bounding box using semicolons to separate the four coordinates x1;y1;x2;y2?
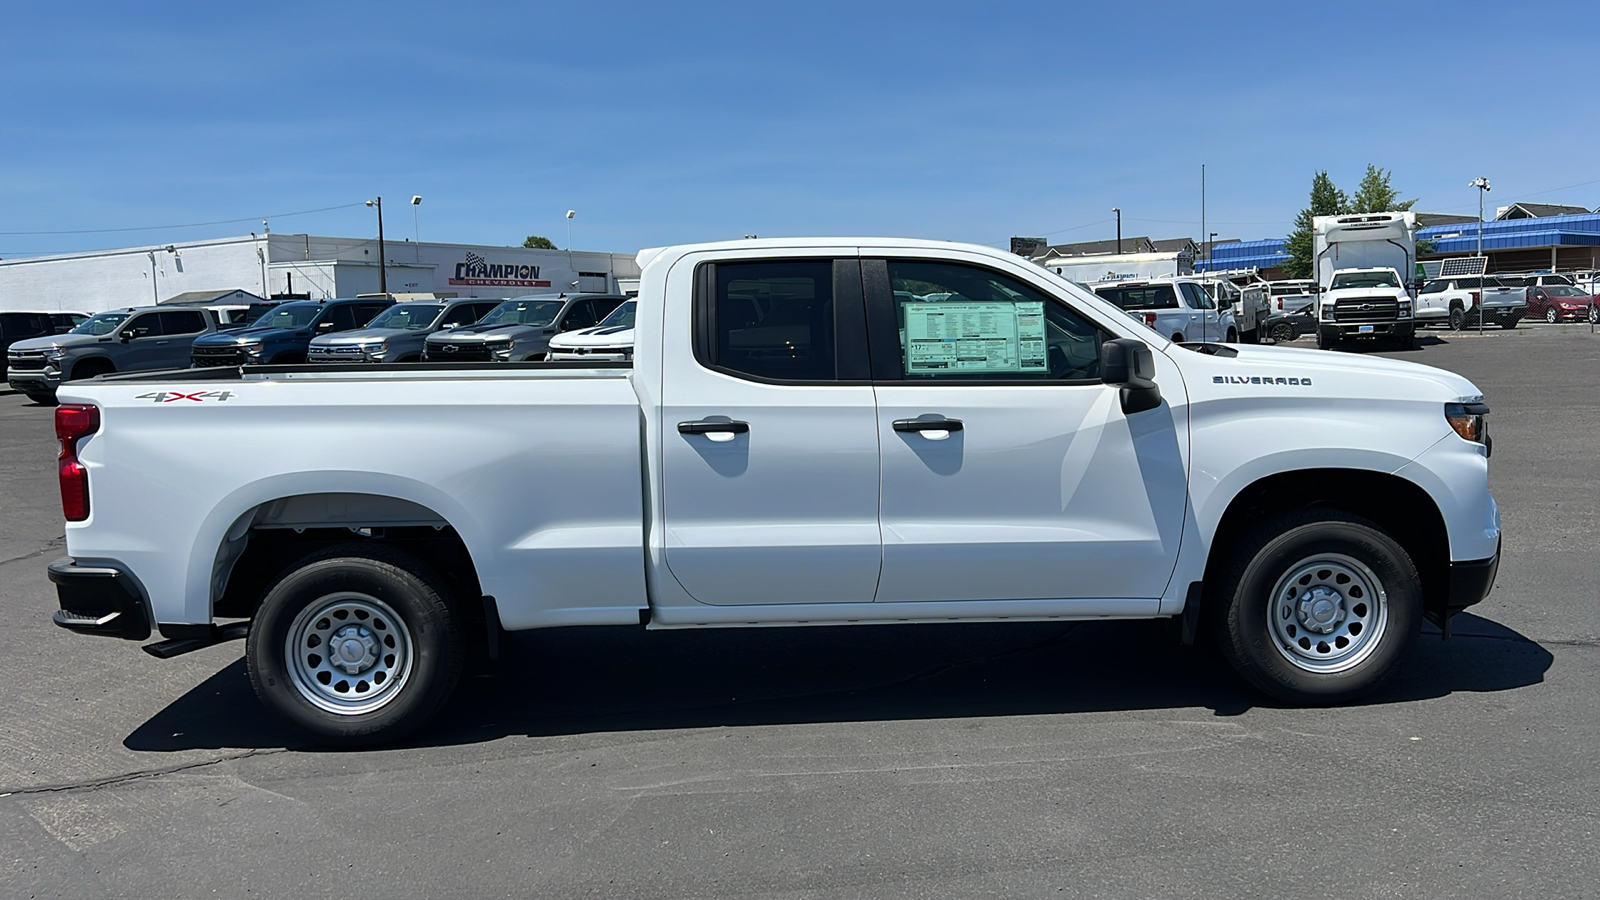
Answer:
560;300;599;331
1181;283;1216;310
706;260;835;381
322;305;359;332
889;260;1103;381
124;314;161;338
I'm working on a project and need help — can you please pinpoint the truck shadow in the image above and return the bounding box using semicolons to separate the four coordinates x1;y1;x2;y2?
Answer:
124;612;1552;752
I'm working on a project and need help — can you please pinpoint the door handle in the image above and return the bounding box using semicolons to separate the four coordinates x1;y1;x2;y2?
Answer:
678;420;749;443
893;417;963;440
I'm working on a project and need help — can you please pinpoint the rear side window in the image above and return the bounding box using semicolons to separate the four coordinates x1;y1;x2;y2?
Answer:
158;311;207;335
702;260;835;381
1095;284;1179;310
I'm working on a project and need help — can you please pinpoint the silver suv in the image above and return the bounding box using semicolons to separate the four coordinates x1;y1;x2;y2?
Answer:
6;307;217;404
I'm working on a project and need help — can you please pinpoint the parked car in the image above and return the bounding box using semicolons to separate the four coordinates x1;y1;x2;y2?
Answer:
308;298;501;363
45;237;1500;745
1523;285;1594;323
1262;311;1313;343
547;299;637;361
7;307;217;404
1416;276;1525;330
1266;280;1317;316
189;298;392;367
1091;277;1238;343
422;293;627;362
1;310;87;380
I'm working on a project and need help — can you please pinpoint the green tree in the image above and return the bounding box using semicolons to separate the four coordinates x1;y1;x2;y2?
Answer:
522;235;557;250
1349;164;1417;214
1283;171;1349;279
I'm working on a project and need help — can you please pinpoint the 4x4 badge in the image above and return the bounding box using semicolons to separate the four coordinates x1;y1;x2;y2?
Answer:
134;390;236;403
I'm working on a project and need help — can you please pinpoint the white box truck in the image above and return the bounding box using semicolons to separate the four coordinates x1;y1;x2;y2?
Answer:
1038;251;1191;285
1313;213;1418;350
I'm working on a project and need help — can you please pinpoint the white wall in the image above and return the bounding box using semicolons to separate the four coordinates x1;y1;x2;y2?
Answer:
0;233;645;313
0;236;270;313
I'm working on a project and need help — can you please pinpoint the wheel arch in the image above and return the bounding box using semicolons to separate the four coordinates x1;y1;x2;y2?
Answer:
70;355;117;379
1201;468;1451;627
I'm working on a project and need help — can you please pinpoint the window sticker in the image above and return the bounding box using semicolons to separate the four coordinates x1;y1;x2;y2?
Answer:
904;301;1046;374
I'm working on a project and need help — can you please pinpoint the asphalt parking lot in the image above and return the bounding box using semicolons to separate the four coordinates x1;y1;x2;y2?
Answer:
2;323;1597;899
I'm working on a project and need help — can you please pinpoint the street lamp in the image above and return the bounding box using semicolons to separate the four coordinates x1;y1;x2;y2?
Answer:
366;197;387;295
1112;208;1121;254
410;195;422;244
1469;177;1491;258
565;209;575;252
146;245;177;305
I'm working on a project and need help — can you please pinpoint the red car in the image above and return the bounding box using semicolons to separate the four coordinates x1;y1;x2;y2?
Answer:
1525;285;1595;323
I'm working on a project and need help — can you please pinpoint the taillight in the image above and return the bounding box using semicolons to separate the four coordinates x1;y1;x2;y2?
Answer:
1142;312;1158;326
1276;298;1284;310
1470;290;1480;305
55;404;100;522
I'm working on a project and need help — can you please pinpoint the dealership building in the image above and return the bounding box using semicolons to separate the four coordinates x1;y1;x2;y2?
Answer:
0;234;642;313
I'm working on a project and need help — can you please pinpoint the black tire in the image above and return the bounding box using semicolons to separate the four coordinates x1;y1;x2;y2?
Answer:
1225;328;1238;343
1269;322;1295;343
246;544;464;745
1499;315;1519;330
24;391;58;406
1448;305;1464;331
1210;509;1422;703
1398;334;1415;350
1171;333;1186;344
1316;329;1335;350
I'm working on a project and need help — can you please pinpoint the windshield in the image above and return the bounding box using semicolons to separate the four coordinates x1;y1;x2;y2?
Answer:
1330;271;1401;289
252;304;322;329
481;299;564;326
1543;275;1575;286
1547;286;1589;297
367;303;445;330
70;312;130;336
597;300;636;328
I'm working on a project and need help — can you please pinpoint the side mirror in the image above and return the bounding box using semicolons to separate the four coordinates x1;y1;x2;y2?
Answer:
317;321;336;330
119;329;134;343
1101;338;1161;415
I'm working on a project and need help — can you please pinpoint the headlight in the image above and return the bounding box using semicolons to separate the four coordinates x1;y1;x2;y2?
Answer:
242;341;265;361
1398;300;1412;317
44;347;66;362
362;341;388;360
1445;401;1490;450
490;340;513;359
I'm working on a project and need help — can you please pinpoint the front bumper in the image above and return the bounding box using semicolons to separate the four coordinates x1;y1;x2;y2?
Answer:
1320;321;1414;340
7;368;62;393
1444;538;1500;618
48;557;151;640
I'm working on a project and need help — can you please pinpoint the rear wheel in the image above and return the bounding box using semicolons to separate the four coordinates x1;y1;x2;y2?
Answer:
1448;305;1465;331
1171;333;1186;344
1499;314;1519;330
247;544;464;745
1211;510;1421;703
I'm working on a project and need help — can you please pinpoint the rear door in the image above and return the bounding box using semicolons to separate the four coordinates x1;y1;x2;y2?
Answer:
156;310;209;367
659;255;881;606
863;254;1187;608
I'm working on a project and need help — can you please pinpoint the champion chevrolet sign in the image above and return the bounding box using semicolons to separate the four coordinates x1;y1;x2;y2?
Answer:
448;251;552;288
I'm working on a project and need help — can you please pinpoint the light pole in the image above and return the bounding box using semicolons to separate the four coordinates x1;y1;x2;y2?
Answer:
1112;207;1121;253
366;197;387;296
565;209;575;251
146;245;177;304
1469;177;1491;258
411;195;422;243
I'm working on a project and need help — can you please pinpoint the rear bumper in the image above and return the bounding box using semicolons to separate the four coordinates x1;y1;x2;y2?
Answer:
48;557;151;640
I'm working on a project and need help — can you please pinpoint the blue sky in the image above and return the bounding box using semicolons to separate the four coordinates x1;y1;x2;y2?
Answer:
3;0;1598;259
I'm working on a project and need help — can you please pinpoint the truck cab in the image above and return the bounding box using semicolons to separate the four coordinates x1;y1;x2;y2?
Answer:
1091;276;1238;343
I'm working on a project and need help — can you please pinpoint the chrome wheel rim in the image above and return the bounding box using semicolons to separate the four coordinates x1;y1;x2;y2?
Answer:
285;592;413;715
1267;553;1388;674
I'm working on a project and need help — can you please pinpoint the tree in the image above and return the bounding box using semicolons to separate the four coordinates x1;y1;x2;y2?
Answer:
1283;171;1349;279
522;235;557;250
1349;165;1416;214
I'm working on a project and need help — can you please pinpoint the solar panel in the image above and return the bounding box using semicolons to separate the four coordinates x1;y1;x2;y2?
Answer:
1439;256;1488;277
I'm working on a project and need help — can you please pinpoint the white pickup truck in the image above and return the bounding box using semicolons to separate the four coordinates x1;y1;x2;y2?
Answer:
1090;276;1238;343
46;238;1501;745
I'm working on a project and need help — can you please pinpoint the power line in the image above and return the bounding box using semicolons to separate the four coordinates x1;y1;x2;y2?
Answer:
0;202;367;236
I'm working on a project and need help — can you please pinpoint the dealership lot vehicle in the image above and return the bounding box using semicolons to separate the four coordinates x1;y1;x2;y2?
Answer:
308;298;500;363
190;298;392;367
7;307;216;404
548;299;637;361
422;293;626;361
44;239;1499;746
0;310;86;379
1314;213;1418;349
1522;284;1594;323
1091;276;1237;342
1417;275;1526;331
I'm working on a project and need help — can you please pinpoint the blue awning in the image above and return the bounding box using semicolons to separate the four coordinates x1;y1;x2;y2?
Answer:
1418;211;1600;251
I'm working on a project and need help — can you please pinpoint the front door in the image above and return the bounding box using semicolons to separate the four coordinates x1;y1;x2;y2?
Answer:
660;256;881;606
863;255;1188;607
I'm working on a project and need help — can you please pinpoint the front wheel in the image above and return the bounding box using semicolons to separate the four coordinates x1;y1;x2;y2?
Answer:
247;544;464;745
1499;314;1519;330
1269;322;1296;343
1211;510;1421;703
1545;307;1559;324
1589;305;1598;325
1225;328;1238;343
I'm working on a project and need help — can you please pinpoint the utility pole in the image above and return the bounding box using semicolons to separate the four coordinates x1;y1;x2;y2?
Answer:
367;197;388;295
1112;207;1122;253
1470;177;1491;336
1200;164;1206;277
